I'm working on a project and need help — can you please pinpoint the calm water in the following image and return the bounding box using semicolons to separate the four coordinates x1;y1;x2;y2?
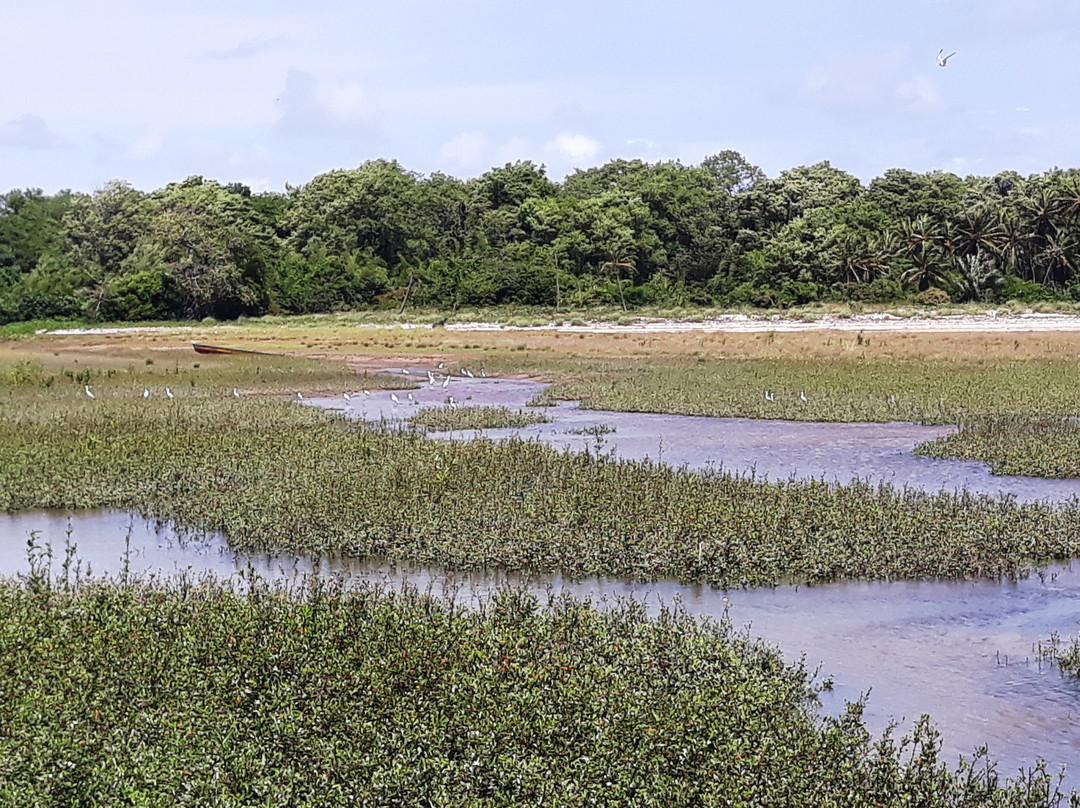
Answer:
6;368;1080;788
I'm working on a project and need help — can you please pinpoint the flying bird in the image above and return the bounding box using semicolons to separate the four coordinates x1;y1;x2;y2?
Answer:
937;49;956;67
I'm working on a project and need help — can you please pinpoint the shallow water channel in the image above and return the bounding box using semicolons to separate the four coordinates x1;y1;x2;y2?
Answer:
331;373;1080;504
6;370;1080;788
2;510;1080;787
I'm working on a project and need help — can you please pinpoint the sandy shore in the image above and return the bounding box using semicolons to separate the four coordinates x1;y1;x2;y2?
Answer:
40;311;1080;337
447;312;1080;334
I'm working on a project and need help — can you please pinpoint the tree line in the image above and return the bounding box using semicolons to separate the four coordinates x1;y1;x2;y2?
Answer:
3;152;1080;323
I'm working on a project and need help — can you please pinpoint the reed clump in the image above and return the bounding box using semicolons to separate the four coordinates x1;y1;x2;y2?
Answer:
0;570;1071;806
408;406;550;432
916;417;1080;478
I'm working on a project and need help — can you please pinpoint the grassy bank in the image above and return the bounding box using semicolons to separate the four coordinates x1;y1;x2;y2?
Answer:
0;572;1070;807
916;417;1080;479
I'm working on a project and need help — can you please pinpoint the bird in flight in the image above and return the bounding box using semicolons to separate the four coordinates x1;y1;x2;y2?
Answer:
937;49;956;67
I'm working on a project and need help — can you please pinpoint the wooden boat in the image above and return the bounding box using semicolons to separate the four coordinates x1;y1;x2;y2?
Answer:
192;342;279;357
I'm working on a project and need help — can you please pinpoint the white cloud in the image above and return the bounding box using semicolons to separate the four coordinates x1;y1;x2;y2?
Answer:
493;137;532;166
0;114;60;150
439;132;489;167
546;132;600;163
800;50;943;117
275;69;378;139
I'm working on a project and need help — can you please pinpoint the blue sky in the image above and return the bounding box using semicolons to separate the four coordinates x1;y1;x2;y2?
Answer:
1;0;1077;194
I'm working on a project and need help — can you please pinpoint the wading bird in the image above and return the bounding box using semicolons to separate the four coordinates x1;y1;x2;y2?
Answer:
437;362;445;369
764;390;775;402
343;392;351;402
937;49;956;67
165;387;174;399
799;391;808;403
363;389;371;397
407;392;415;404
233;388;241;398
296;392;304;401
143;388;150;399
480;368;487;378
390;393;400;405
442;375;450;388
85;385;94;399
401;368;410;375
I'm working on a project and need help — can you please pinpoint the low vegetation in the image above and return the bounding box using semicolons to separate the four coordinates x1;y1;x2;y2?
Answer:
408;405;550;432
916;417;1080;478
0;567;1073;806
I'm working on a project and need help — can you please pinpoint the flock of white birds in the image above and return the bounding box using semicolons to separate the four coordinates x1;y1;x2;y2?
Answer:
81;366;482;411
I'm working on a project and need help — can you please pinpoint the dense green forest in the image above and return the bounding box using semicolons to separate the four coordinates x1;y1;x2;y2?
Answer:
3;152;1080;323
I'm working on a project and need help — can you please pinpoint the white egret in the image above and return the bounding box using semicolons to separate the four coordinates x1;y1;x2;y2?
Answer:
407;392;414;404
233;388;241;398
142;388;150;399
764;390;775;402
165;387;174;399
937;49;956;67
442;375;450;388
401;368;410;375
799;391;808;403
85;385;95;399
390;393;400;405
296;392;304;401
363;389;371;397
343;392;351;402
480;368;486;378
437;362;445;369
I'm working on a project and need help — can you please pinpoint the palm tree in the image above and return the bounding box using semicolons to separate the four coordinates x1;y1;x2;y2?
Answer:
827;232;889;285
949;209;1005;260
998;216;1035;280
601;255;636;311
892;216;949;292
953;253;1003;302
1033;233;1078;288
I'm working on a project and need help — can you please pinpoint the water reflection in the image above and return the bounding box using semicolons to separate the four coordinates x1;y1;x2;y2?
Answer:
318;373;1080;503
2;509;1080;788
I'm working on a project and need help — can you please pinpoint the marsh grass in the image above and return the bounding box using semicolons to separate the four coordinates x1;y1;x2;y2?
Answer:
408;406;550;432
2;385;1080;586
0;354;414;402
0;568;1073;806
916;417;1080;478
524;357;1080;425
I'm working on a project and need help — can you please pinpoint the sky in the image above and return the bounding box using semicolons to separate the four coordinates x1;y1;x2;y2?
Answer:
1;0;1078;194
